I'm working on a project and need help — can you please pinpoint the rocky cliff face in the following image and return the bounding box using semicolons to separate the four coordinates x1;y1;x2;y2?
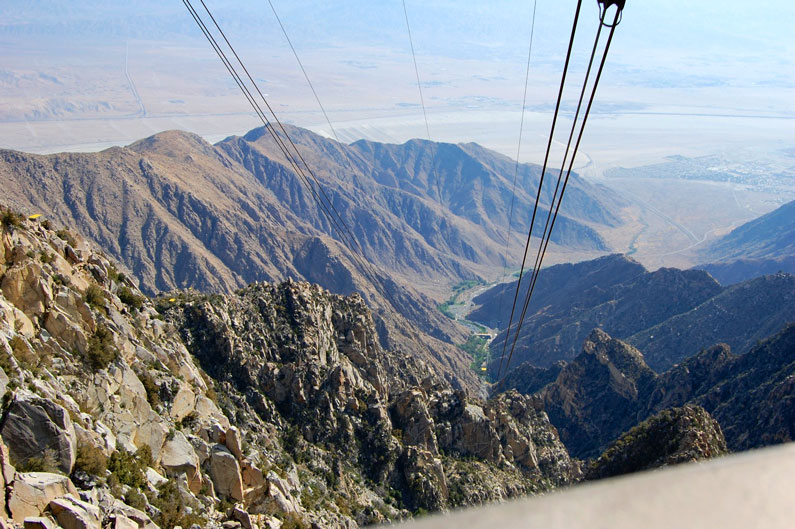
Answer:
585;405;727;480
535;330;657;459
500;327;795;459
472;253;795;373
165;280;578;516
0;210;577;529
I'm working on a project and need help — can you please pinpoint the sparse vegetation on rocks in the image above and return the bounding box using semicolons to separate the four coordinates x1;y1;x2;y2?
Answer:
0;207;790;529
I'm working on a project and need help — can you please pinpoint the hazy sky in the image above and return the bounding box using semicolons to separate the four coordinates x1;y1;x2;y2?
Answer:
0;0;793;165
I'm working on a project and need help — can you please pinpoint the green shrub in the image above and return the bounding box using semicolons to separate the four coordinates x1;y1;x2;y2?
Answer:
107;263;121;282
279;512;310;529
137;370;161;408
438;301;456;320
86;324;118;370
0;209;23;229
152;479;207;529
124;488;148;511
73;442;108;476
107;448;147;490
118;287;145;311
136;445;153;468
178;412;198;431
83;284;106;312
17;449;59;473
53;273;71;287
458;335;490;378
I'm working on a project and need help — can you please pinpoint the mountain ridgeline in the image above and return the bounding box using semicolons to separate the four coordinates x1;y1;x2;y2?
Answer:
701;199;795;263
0;125;623;299
496;325;795;459
472;254;795;373
692;198;795;285
0;126;626;392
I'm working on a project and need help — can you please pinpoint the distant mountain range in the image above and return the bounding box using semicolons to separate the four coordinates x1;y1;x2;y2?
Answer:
702;199;795;262
695;256;795;286
0;125;624;370
0;126;622;296
693;199;795;284
472;254;795;373
0;125;629;393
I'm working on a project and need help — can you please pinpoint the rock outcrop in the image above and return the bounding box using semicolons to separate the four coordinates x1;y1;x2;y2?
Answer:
537;329;656;459
7;473;78;522
170;279;578;518
501;326;795;459
585;405;727;480
0;211;577;528
0;392;77;474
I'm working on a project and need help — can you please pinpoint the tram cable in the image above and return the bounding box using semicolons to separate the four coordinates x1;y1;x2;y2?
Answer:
497;0;585;378
183;0;407;319
495;0;539;367
402;0;444;204
498;0;625;378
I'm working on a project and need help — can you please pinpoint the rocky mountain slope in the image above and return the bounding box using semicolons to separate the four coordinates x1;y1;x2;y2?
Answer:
626;272;795;371
500;326;795;459
471;254;795;373
0;124;623;302
0;125;629;400
701;199;795;262
695;256;795;286
693;199;795;285
584;405;727;480
0;210;583;528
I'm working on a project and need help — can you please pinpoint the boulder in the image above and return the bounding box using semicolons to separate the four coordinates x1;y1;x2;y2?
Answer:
249;471;302;515
44;308;88;355
262;517;284;529
194;397;230;429
0;297;35;337
49;494;101;529
0;393;77;474
189;436;210;465
209;445;244;501
109;499;158;529
169;384;196;422
1;261;52;318
8;473;78;522
23;518;56;529
111;515;138;529
145;467;168;489
160;431;202;494
240;460;264;489
225;426;244;460
0;438;15;515
52;289;94;332
233;504;254;529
